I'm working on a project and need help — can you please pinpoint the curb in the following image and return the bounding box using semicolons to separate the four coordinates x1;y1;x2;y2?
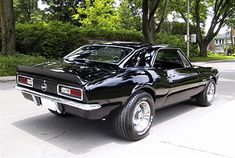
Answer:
0;76;16;82
192;59;235;65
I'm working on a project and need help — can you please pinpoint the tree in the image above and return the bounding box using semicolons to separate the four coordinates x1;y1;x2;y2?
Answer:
42;0;82;24
226;12;235;52
0;0;16;54
14;0;44;23
194;0;235;56
142;0;169;43
74;0;120;30
117;0;142;31
172;0;235;57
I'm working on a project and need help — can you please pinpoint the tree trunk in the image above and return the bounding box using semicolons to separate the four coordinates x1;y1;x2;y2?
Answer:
143;29;154;43
0;0;16;54
231;27;234;53
142;0;154;43
142;0;165;44
199;42;208;57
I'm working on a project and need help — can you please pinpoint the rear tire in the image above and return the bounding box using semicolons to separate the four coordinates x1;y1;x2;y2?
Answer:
196;79;216;107
112;91;154;141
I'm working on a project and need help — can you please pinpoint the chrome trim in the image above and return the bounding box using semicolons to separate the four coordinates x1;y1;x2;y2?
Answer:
132;100;152;135
16;75;34;88
32;95;39;106
207;82;215;103
57;84;83;101
15;86;101;111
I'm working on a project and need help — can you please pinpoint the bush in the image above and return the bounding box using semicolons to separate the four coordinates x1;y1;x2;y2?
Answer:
2;22;198;58
161;22;196;35
16;22;88;58
154;33;199;57
14;22;144;58
79;28;143;42
0;54;47;76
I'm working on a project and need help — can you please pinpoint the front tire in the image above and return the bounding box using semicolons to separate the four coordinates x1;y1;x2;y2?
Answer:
113;91;154;141
196;79;216;107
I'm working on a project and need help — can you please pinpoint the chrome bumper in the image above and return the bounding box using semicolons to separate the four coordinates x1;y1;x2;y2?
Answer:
15;86;101;111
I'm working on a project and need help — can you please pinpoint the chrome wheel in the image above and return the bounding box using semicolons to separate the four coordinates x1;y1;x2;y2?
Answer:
132;100;152;135
207;82;215;103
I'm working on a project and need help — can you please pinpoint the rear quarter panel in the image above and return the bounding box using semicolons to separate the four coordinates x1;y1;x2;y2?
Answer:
84;67;170;110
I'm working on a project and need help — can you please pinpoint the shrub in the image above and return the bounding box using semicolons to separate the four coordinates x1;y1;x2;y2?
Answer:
79;28;143;42
0;54;47;76
161;22;196;35
16;22;88;58
14;22;143;58
1;22;199;58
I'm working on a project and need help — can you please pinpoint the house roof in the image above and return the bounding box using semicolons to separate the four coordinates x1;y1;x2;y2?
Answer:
214;32;231;40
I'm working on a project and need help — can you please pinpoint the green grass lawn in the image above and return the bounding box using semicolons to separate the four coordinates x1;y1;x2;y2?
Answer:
191;54;235;62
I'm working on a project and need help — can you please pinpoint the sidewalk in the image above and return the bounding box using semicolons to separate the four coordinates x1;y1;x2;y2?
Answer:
154;99;235;158
0;76;15;82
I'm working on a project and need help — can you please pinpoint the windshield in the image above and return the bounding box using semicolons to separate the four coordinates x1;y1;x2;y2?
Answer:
64;45;133;64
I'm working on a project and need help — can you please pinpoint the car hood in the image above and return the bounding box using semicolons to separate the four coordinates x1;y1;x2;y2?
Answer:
35;60;120;83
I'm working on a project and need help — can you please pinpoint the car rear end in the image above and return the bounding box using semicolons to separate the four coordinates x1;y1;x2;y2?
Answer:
15;65;102;118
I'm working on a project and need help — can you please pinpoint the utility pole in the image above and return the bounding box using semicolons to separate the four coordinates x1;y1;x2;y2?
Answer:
186;0;190;57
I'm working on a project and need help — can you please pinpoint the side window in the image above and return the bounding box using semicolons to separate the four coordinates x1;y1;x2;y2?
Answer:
155;49;184;69
124;49;155;67
178;50;191;67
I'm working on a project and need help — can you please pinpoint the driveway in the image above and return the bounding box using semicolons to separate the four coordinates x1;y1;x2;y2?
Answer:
1;61;235;158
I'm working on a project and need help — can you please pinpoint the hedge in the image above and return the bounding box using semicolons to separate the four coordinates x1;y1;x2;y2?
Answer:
0;54;47;76
78;28;143;42
0;22;198;58
16;22;88;58
14;22;144;58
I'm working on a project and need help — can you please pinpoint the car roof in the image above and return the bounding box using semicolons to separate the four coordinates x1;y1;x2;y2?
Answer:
94;41;169;50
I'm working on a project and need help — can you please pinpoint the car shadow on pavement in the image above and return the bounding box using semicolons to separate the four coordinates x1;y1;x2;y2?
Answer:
13;100;197;154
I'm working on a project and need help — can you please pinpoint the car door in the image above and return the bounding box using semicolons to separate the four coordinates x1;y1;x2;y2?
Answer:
154;48;201;107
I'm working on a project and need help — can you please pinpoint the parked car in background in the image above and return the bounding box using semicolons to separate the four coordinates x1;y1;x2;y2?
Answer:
15;42;219;140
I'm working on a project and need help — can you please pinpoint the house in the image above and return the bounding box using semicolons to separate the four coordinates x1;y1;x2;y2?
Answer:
211;29;235;53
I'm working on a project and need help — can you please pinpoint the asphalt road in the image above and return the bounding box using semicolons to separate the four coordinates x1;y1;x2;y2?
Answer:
1;61;235;158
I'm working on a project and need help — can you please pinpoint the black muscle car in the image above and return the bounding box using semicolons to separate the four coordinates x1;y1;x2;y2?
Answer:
15;42;219;140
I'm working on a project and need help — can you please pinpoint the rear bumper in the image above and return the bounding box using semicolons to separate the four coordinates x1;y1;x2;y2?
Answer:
15;85;101;110
15;86;119;119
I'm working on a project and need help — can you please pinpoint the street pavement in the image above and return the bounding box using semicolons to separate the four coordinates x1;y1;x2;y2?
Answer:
0;61;235;158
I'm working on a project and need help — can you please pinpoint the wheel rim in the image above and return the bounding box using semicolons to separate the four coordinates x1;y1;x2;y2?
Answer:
132;100;152;135
207;82;215;103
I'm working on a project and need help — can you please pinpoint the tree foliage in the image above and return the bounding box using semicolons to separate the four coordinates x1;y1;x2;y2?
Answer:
14;0;45;23
73;0;120;30
117;0;142;31
42;0;81;24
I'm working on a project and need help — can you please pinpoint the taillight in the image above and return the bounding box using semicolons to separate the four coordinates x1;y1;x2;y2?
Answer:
17;75;33;87
57;84;83;100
